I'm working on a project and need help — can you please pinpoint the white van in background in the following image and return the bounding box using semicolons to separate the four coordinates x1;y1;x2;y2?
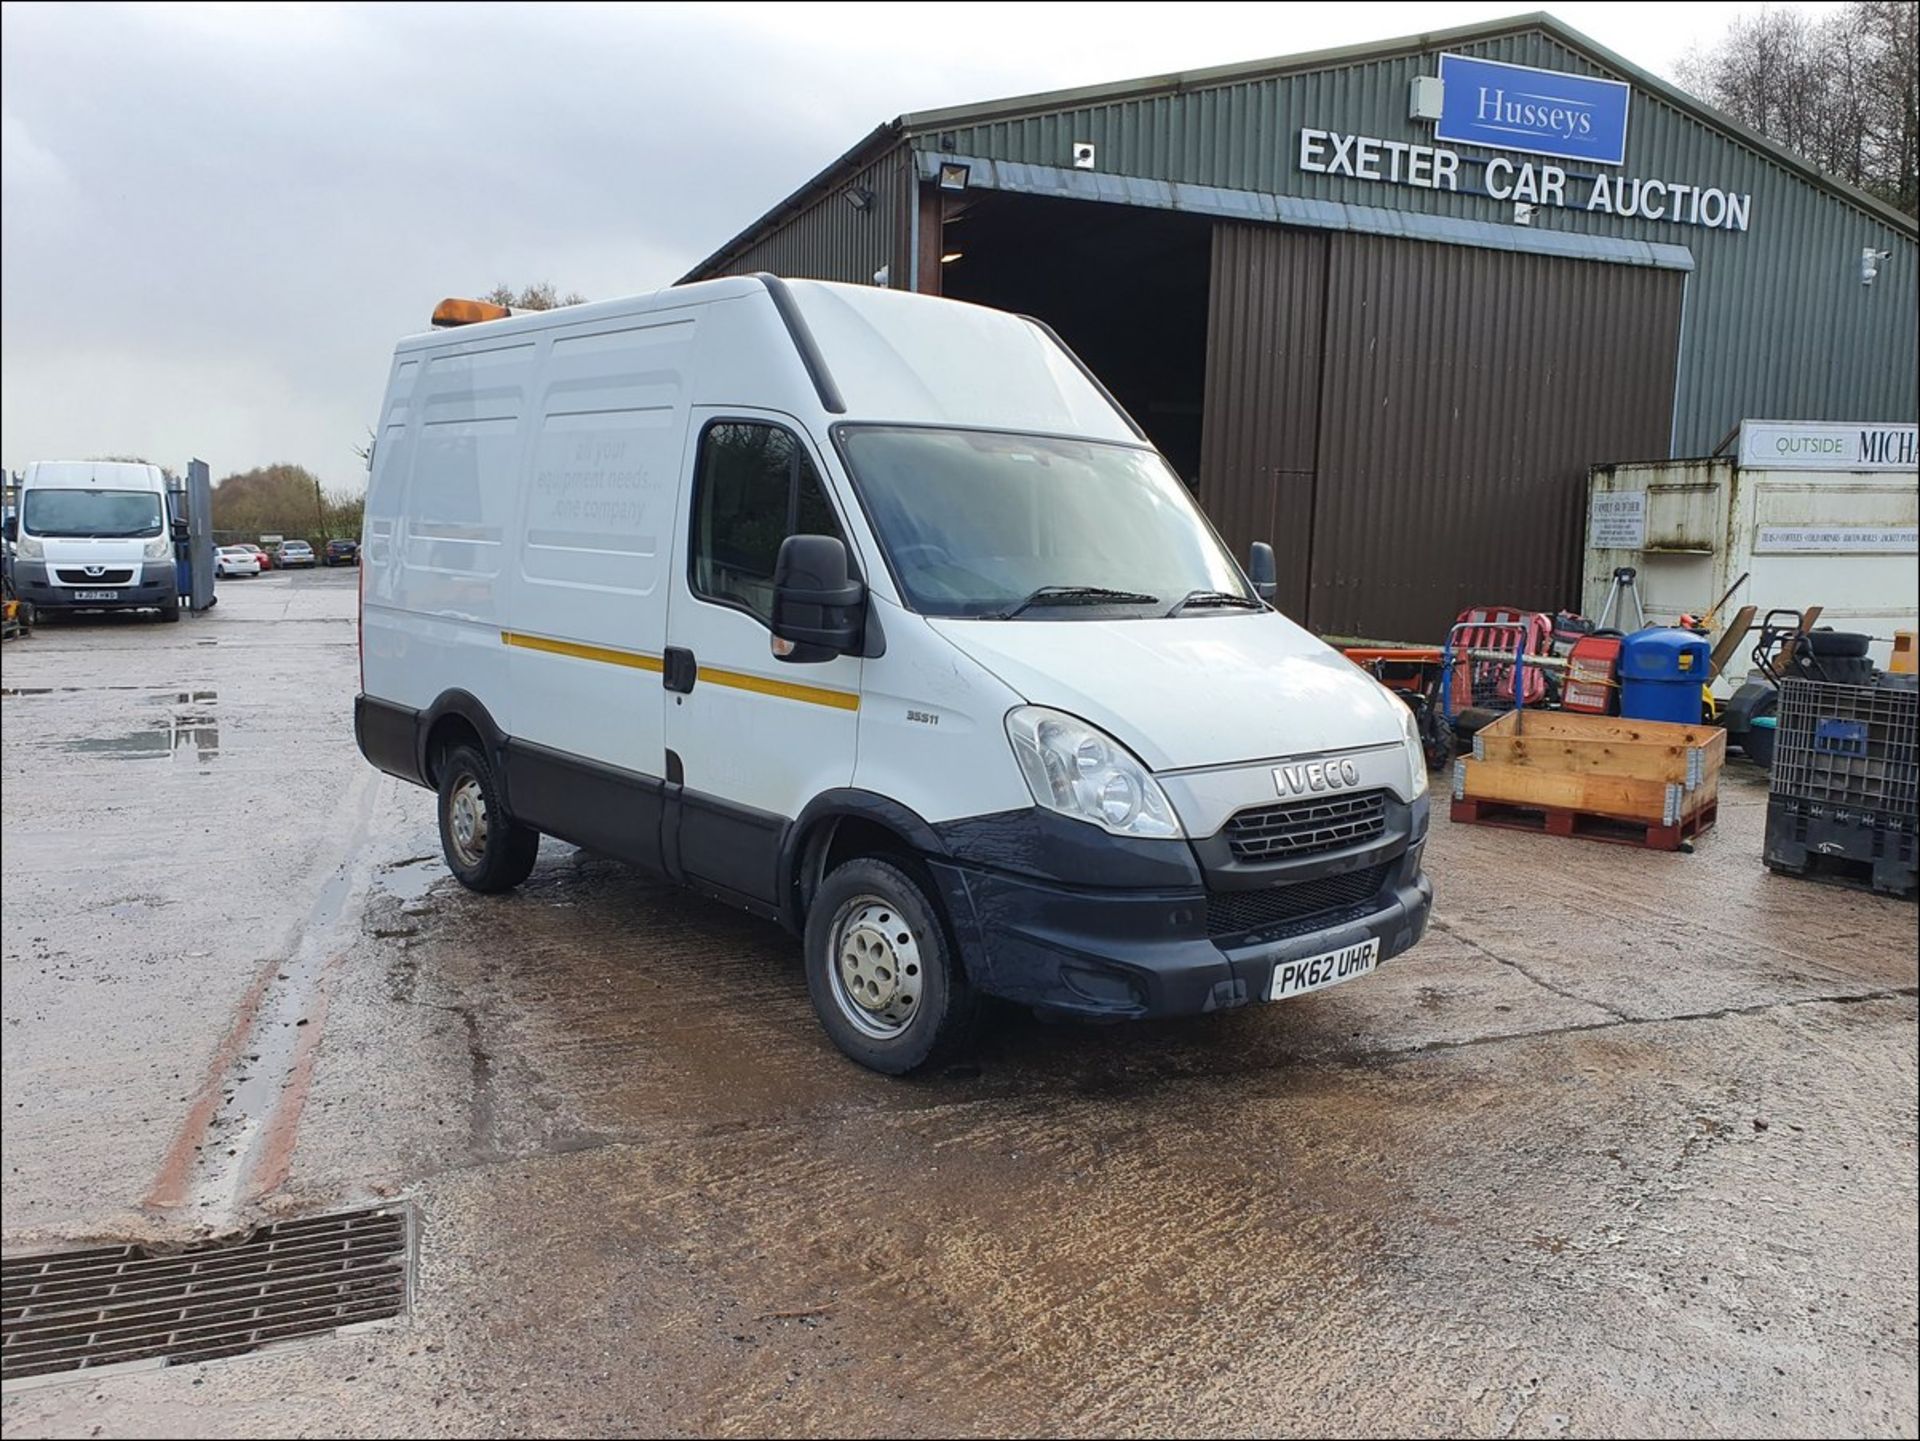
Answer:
356;278;1432;1072
6;461;183;621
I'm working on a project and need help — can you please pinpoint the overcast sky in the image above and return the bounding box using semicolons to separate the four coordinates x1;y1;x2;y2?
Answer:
0;0;1850;492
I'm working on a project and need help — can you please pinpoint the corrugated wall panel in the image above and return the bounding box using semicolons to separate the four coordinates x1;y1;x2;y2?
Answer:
699;144;910;286
1310;232;1682;639
927;28;1917;449
1198;223;1327;619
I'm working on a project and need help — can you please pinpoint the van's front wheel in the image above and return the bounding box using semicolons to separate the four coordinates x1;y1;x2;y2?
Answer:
805;857;977;1074
437;743;539;893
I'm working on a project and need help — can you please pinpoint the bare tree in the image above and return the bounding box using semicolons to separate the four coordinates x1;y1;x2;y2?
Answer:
481;281;588;310
1677;2;1919;216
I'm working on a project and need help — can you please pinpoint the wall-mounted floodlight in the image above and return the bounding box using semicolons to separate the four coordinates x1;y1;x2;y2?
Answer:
938;162;970;192
1862;247;1892;285
844;185;875;211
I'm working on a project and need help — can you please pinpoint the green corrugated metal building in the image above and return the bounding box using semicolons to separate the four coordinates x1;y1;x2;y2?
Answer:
681;11;1919;638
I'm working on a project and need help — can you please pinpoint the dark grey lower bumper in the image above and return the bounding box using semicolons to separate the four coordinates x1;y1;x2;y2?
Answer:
929;855;1432;1020
13;562;177;611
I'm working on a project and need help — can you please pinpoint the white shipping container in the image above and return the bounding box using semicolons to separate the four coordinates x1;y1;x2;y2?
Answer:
1585;435;1917;686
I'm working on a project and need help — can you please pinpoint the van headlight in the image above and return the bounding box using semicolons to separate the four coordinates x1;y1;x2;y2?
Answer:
143;536;172;560
16;534;44;560
1399;702;1430;799
1005;706;1183;839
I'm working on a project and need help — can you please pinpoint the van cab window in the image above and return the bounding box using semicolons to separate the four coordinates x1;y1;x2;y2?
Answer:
21;489;164;539
692;421;846;625
839;427;1251;619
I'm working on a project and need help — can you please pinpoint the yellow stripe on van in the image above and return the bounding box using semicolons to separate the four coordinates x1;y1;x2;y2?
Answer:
499;632;856;710
700;666;860;711
500;630;664;672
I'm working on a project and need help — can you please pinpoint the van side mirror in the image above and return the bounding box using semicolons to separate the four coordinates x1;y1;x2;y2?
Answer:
1247;541;1278;604
771;533;865;662
1;517;15;542
170;518;189;542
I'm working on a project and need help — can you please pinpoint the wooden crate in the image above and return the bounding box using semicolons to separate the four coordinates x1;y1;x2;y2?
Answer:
1451;710;1726;850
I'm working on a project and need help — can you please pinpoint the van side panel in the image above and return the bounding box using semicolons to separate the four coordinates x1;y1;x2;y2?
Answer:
503;312;697;781
363;338;532;743
361;358;417;708
485;309;703;869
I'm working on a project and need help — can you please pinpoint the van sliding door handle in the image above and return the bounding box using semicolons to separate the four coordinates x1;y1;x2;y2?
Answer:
663;646;697;694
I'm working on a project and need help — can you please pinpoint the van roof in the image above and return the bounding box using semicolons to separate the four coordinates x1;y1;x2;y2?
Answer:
23;460;167;487
395;276;1141;442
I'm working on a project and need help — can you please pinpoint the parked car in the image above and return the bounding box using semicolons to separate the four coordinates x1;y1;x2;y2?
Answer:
214;545;261;578
356;279;1433;1075
277;539;316;568
251;545;272;570
324;538;360;566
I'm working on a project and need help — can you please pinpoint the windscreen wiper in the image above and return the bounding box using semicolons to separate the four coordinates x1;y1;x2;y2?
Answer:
1165;589;1265;617
992;585;1161;620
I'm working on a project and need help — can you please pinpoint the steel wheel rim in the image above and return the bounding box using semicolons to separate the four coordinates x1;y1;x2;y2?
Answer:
447;775;488;868
828;895;925;1039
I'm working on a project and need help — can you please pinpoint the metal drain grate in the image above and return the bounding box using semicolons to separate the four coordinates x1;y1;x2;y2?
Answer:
2;1207;409;1386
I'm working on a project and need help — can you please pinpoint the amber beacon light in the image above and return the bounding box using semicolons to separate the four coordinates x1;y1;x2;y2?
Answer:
431;297;513;328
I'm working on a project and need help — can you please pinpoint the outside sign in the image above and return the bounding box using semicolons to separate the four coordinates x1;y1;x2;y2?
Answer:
1738;420;1919;472
1589;489;1646;549
1434;54;1631;167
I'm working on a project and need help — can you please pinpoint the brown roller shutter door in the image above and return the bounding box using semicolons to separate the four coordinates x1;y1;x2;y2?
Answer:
1199;224;1682;640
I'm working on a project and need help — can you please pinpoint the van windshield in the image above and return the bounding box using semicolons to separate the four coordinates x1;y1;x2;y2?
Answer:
22;489;164;539
838;427;1253;619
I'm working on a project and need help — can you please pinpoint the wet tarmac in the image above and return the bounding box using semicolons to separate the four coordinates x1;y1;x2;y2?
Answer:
2;569;1915;1437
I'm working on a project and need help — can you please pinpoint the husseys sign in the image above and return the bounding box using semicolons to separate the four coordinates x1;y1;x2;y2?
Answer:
1296;53;1755;233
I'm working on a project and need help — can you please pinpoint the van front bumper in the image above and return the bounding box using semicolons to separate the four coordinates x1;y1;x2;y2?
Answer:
927;854;1431;1020
11;561;178;610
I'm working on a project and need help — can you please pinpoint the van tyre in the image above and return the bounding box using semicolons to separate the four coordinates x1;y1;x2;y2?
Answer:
437;743;540;893
805;857;978;1075
158;598;181;623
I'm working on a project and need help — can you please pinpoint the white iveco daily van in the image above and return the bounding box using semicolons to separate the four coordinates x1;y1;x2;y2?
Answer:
356;278;1432;1072
7;461;184;621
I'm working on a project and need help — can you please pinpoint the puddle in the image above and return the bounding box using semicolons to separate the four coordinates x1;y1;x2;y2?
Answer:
378;853;444;904
2;684;173;696
57;690;219;762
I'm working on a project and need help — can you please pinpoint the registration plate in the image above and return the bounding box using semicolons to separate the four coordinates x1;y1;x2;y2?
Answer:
1269;937;1380;1002
71;590;120;602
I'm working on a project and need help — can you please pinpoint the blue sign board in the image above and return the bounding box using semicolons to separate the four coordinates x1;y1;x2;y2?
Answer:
1434;54;1631;167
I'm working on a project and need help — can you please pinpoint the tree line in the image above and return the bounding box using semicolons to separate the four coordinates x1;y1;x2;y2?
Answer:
1678;1;1919;217
212;464;363;545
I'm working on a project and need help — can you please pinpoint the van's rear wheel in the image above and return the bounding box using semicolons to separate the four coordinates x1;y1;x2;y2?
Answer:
804;857;978;1074
437;743;539;893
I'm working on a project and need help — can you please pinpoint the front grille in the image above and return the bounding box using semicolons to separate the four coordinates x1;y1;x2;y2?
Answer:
1;1208;409;1385
1224;789;1388;861
1205;862;1392;940
55;568;134;586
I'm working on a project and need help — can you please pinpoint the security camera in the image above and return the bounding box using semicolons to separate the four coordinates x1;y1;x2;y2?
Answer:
1072;142;1096;170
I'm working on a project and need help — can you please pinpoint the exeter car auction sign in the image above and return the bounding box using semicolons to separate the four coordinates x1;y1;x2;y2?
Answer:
1739;420;1919;471
1296;53;1755;233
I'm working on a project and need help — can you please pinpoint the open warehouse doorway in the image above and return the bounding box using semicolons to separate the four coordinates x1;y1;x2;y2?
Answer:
934;192;1213;485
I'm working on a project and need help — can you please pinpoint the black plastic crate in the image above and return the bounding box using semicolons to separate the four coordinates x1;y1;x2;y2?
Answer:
1764;794;1918;898
1770;678;1919;816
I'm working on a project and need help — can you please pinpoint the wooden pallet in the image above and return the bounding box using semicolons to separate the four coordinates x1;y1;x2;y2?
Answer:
1452;795;1719;851
1452;709;1724;852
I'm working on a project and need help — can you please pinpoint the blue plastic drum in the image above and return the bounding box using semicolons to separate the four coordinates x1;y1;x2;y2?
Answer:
1619;628;1710;725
